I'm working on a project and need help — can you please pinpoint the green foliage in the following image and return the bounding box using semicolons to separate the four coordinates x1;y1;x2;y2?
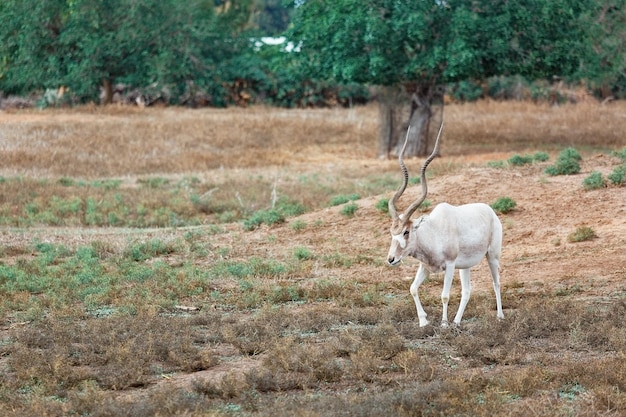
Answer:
508;152;550;166
290;0;596;87
293;247;314;261
243;209;285;231
614;147;626;161
581;1;626;98
125;239;177;262
545;147;582;176
340;202;358;217
242;197;306;231
582;171;605;190
376;198;389;213
215;257;286;279
275;198;306;217
508;154;534;166
448;80;483;102
491;197;517;214
0;0;368;107
329;194;360;207
607;165;626;185
567;226;597;243
559;147;583;161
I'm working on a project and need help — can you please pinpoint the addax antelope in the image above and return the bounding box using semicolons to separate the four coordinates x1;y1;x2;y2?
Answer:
386;123;504;327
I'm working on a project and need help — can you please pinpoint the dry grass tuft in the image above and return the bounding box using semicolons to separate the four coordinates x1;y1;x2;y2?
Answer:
6;313;218;393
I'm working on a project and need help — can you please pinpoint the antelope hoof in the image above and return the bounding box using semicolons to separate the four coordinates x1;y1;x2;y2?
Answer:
418;318;430;327
441;320;449;328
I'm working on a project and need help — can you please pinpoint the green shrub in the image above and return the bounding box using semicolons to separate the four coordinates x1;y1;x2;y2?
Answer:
125;239;177;261
493;151;548;169
376;198;389;213
448;80;483;102
508;154;533;166
613;146;626;161
491;197;516;214
340;202;358;217
567;226;597;243
293;247;313;261
560;147;582;161
275;199;306;216
533;152;550;162
243;209;285;231
329;194;360;207
607;165;626;185
582;171;605;190
545;147;581;176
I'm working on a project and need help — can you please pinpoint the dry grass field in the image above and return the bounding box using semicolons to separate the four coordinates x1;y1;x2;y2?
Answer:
1;101;626;416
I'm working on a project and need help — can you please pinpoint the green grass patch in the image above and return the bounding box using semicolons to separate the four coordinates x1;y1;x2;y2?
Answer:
613;146;626;161
376;198;389;213
340;202;359;217
545;147;582;176
329;193;360;206
582;171;605;190
608;164;626;185
243;209;285;230
491;197;516;214
124;239;179;262
508;154;534;166
293;247;314;261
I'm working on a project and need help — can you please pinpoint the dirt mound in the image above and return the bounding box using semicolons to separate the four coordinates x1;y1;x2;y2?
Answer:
214;156;626;304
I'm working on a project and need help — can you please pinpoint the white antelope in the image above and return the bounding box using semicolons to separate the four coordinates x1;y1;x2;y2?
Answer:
386;123;504;327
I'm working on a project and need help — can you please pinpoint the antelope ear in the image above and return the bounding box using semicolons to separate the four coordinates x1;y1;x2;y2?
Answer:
411;216;427;231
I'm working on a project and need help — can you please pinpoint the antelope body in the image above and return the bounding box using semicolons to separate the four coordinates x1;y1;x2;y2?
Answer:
387;124;504;327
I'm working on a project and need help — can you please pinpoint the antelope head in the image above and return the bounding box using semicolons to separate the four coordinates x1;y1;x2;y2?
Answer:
387;122;443;265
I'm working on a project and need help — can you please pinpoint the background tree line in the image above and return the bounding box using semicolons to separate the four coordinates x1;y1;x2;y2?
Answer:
1;1;624;155
0;0;366;108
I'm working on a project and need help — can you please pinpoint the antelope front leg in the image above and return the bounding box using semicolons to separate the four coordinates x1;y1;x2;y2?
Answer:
410;264;430;327
440;264;456;327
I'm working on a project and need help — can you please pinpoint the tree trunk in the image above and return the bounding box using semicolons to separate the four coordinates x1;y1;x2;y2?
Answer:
404;92;431;157
377;83;444;159
400;84;444;158
376;85;406;159
101;77;114;105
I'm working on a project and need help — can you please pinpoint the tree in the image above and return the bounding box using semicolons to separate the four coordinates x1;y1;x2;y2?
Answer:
250;0;294;35
0;0;67;95
0;0;254;104
580;0;626;98
290;0;596;157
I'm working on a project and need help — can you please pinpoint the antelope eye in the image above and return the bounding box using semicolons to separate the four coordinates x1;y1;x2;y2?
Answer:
403;230;409;237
